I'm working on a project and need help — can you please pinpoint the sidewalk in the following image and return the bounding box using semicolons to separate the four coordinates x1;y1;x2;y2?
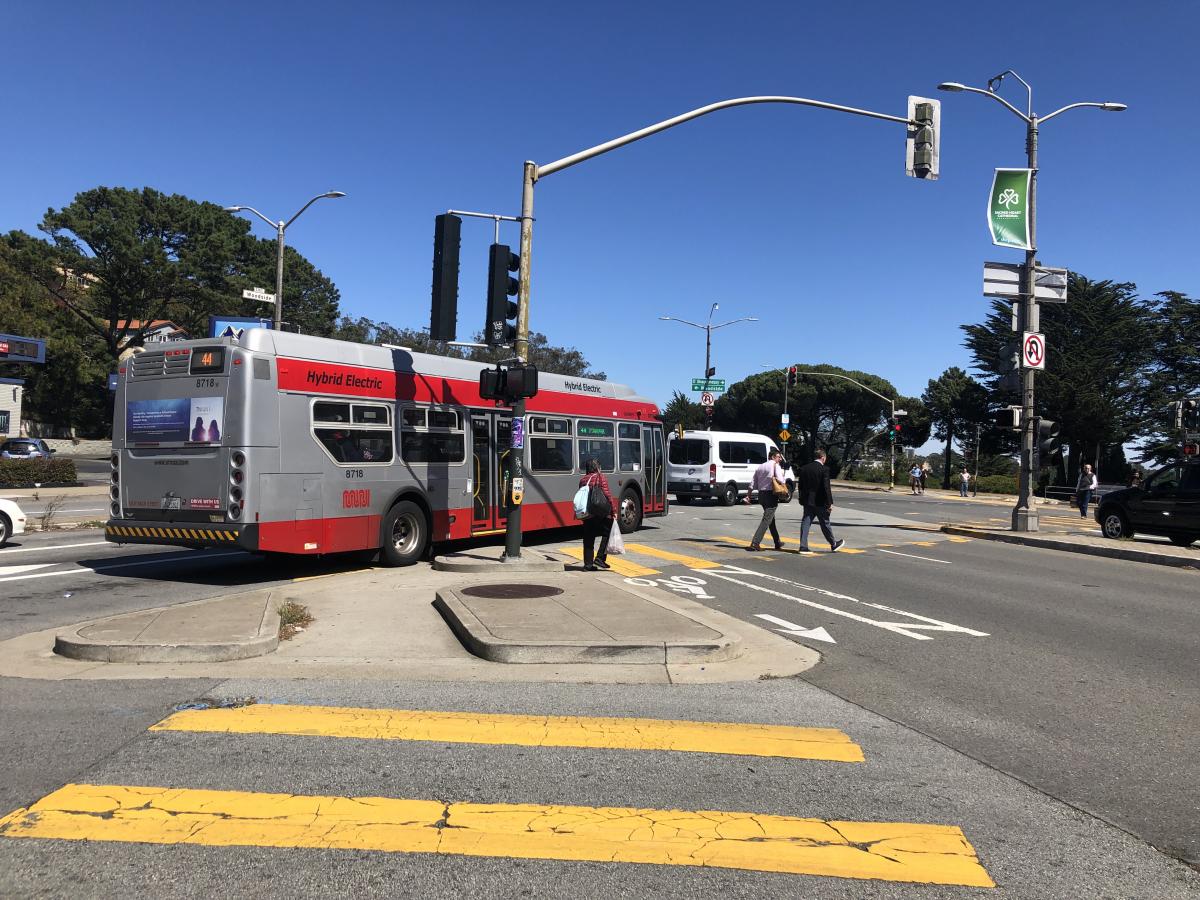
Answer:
0;561;817;684
833;479;1061;506
942;524;1200;571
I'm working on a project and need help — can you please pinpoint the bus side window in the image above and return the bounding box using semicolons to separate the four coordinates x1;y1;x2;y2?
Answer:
313;401;393;465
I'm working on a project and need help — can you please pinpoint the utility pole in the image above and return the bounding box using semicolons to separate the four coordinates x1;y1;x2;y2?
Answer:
938;74;1125;531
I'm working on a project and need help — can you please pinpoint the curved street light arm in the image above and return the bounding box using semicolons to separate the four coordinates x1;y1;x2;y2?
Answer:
988;70;1032;118
710;316;759;330
285;192;342;230
794;370;895;408
226;205;278;229
950;84;1031;123
1039;101;1122;125
537;95;913;180
658;316;705;329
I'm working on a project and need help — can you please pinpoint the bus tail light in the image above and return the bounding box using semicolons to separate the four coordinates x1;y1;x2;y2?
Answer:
110;501;121;518
230;487;243;504
231;469;244;485
228;503;242;520
709;464;717;485
109;485;120;501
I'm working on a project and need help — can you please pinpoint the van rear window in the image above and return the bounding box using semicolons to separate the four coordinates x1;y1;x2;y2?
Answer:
669;439;709;465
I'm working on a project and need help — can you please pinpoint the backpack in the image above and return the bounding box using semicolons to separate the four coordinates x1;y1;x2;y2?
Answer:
572;484;591;519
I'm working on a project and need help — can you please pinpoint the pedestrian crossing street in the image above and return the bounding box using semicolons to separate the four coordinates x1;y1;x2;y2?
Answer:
553;533;973;578
0;701;995;888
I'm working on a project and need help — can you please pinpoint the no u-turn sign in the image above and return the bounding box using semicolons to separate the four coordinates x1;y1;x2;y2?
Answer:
1022;332;1046;370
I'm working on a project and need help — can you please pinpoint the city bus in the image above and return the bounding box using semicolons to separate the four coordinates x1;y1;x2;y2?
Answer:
105;329;667;565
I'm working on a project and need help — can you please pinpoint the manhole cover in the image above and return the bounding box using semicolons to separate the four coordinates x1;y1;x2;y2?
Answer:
460;583;564;600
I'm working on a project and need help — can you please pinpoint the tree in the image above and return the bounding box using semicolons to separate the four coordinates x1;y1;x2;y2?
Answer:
922;367;988;488
6;186;342;366
1139;290;1200;463
466;332;605;379
661;391;706;433
963;274;1157;485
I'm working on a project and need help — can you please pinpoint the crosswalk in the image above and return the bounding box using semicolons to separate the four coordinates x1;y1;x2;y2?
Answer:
0;701;995;888
552;533;968;576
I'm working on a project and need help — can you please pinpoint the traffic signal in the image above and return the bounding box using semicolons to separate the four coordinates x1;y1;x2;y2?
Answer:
429;214;462;342
478;364;539;403
787;366;797;388
485;243;520;347
1035;418;1061;456
1173;399;1200;432
905;96;940;180
991;407;1021;430
888;419;902;443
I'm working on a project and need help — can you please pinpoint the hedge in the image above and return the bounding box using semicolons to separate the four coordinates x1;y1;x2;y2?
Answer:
0;458;78;487
973;474;1018;495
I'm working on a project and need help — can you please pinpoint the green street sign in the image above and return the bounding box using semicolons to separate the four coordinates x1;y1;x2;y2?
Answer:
691;378;726;392
988;168;1032;250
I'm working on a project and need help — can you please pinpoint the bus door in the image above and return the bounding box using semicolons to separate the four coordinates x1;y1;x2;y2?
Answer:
470;413;512;534
643;425;667;513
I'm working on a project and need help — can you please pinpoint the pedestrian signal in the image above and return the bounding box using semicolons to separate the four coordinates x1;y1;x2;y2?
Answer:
991;407;1021;431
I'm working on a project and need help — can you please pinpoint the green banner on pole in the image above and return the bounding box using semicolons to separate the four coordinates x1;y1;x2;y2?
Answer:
987;168;1032;250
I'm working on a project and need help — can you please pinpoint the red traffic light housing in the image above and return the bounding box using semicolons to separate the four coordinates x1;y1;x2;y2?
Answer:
786;366;798;388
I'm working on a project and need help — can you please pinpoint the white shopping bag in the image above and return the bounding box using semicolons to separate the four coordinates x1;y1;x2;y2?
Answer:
608;518;626;555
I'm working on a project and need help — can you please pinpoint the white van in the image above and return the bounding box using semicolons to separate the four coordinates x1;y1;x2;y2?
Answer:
667;430;783;506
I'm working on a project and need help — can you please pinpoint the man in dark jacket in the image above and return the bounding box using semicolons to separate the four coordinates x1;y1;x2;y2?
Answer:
796;448;845;553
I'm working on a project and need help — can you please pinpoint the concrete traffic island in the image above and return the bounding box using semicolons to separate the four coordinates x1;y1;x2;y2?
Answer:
433;546;565;573
53;590;280;663
435;576;739;665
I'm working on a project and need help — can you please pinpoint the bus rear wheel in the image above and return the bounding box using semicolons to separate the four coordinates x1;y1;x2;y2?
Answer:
618;489;642;534
381;501;428;567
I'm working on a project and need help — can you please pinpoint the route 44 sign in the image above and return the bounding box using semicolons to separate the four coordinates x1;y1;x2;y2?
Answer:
1022;332;1046;370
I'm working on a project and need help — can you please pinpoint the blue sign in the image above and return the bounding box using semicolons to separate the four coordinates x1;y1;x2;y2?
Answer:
208;315;272;339
510;416;525;450
108;373;119;392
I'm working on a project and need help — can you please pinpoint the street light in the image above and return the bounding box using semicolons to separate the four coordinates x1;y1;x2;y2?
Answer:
225;191;346;330
792;370;901;490
658;303;758;385
938;71;1125;532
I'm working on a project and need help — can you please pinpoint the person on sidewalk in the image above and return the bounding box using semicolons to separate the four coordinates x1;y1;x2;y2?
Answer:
959;466;971;497
797;448;844;553
1076;464;1098;519
579;458;616;570
748;449;787;551
909;463;923;495
920;461;930;494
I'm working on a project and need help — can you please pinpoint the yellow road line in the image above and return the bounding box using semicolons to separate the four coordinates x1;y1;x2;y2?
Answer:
555;546;660;577
715;536;820;557
151;705;864;762
907;541;937;547
622;543;722;569
945;536;972;543
0;784;994;887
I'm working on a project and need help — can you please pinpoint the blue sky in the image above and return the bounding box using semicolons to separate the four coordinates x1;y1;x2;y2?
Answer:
3;0;1196;411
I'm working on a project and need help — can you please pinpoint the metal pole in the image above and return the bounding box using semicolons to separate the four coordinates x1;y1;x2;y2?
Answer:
274;223;286;331
503;161;537;560
974;422;981;496
889;399;895;491
1013;118;1039;531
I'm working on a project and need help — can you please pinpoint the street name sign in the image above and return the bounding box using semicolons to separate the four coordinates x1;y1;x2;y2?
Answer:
983;262;1069;303
692;378;725;392
1022;332;1046;370
242;287;277;304
988;169;1032;250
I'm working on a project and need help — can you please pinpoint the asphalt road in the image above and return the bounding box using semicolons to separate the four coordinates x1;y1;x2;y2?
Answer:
633;491;1200;867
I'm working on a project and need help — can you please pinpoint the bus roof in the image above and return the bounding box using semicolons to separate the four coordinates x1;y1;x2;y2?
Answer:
184;329;659;414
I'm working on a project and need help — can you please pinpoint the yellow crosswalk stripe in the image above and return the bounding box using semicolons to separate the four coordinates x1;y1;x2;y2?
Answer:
0;784;994;887
946;536;972;543
555;546;660;577
622;543;722;569
152;705;864;761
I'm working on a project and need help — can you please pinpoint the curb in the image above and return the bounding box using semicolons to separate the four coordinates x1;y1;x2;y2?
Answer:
433;550;565;573
941;525;1200;571
433;587;739;665
53;592;281;663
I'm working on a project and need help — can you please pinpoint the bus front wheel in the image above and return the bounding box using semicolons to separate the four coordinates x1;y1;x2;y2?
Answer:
618;489;643;534
381;501;428;567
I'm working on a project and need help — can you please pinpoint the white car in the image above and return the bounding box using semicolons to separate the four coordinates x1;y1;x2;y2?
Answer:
0;498;27;547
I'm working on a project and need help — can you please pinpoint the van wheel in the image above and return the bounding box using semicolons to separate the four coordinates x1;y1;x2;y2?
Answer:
1100;509;1131;540
1168;534;1197;547
618;489;643;534
719;482;738;506
380;501;428;566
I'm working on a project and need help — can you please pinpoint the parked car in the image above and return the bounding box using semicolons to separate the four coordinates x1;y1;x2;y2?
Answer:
1094;459;1200;547
667;430;781;506
0;497;27;547
1;438;55;459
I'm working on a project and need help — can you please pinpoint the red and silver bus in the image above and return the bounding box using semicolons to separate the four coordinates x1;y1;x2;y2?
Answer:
105;330;667;565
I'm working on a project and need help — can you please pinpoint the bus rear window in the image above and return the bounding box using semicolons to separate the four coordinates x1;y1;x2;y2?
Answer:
669;439;709;465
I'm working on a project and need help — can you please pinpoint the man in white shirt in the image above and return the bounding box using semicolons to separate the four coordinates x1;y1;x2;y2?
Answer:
1076;464;1099;518
748;450;787;551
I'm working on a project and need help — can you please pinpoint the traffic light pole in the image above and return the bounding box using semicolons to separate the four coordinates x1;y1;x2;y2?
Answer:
503;95;934;558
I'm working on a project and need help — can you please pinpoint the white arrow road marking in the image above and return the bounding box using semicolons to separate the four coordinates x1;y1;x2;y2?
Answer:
876;548;952;564
755;613;836;644
0;563;56;577
704;565;988;641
